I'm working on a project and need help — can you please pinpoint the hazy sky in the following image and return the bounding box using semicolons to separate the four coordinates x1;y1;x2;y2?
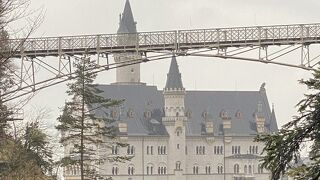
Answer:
13;0;320;134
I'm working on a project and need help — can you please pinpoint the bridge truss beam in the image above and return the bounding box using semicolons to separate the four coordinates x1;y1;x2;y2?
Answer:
2;23;320;103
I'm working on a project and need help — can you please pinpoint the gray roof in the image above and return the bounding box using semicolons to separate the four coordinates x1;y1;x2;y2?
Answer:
117;0;137;34
95;83;278;137
165;56;184;89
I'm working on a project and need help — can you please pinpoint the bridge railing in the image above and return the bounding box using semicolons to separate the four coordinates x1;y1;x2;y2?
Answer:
4;23;320;57
178;24;320;48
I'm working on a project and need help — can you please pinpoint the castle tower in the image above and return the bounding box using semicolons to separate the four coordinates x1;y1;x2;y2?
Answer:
162;56;187;180
114;0;141;84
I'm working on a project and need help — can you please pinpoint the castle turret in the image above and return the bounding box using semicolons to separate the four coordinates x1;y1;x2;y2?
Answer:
163;56;186;118
114;0;141;84
162;56;187;180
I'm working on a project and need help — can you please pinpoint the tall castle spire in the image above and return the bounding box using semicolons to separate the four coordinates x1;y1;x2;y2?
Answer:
165;56;184;90
114;0;141;84
118;0;137;34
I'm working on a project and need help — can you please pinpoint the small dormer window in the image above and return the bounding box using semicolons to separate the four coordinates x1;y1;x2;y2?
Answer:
127;109;134;118
220;110;227;118
202;111;208;119
144;110;152;118
235;110;242;119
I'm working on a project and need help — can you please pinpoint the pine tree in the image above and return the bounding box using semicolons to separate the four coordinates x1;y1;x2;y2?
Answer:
257;69;320;180
0;121;54;179
56;57;128;179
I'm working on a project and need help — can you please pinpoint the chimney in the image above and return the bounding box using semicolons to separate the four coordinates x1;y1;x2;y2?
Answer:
118;122;128;135
205;121;214;134
221;110;231;129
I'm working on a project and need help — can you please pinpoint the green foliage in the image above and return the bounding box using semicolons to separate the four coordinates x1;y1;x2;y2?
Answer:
257;69;320;180
0;122;54;179
56;57;128;179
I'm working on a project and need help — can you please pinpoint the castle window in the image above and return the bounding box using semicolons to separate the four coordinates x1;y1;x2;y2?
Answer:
158;146;166;155
234;164;240;174
217;165;223;174
158;165;167;175
193;165;199;174
232;146;241;154
127;145;135;155
258;164;264;174
205;165;211;174
128;165;135;175
112;145;119;155
176;161;181;170
176;128;182;136
147;164;154;175
147;146;153;155
112;166;119;175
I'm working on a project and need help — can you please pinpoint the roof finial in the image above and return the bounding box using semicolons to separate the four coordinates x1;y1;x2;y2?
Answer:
260;82;266;92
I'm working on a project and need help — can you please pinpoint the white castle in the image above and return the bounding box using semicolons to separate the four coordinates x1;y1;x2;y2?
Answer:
63;1;278;179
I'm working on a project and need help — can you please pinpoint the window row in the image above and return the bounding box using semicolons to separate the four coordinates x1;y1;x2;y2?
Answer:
214;146;223;154
249;145;259;154
112;165;167;175
113;145;259;156
232;146;241;154
193;165;224;174
233;164;265;174
158;146;167;155
195;146;206;155
112;145;135;155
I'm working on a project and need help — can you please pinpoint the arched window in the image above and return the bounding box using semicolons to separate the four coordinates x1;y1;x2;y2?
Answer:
176;128;182;136
196;146;199;154
128;165;135;175
244;165;247;174
193;165;199;174
112;166;119;175
256;146;258;154
220;146;223;154
234;164;240;174
249;165;252;174
203;146;206;154
217;165;223;174
206;165;211;174
258;164;264;174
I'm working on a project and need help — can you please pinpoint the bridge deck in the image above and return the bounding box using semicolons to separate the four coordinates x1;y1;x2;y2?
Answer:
5;23;320;58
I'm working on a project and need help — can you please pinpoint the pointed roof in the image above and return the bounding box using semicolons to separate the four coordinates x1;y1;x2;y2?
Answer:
165;56;184;89
270;105;278;131
117;0;137;34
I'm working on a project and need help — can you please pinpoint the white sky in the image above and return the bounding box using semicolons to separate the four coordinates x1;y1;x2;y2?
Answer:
12;0;320;134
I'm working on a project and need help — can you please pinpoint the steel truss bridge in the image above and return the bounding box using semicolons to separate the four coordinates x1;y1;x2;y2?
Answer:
2;23;320;102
